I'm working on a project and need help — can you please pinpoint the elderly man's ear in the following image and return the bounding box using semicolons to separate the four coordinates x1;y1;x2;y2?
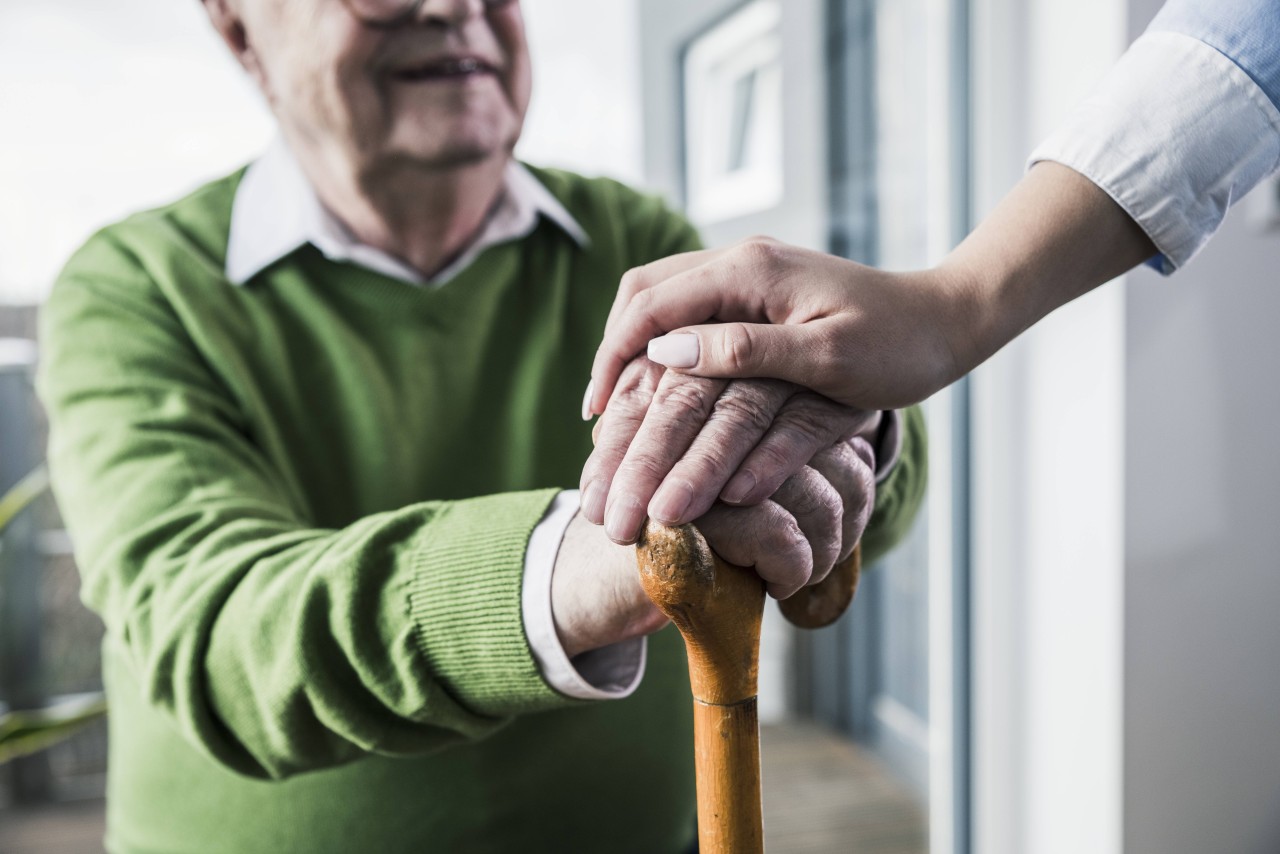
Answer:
202;0;270;95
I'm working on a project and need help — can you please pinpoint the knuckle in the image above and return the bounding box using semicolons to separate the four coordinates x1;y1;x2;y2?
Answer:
716;323;758;374
597;405;646;442
613;363;660;409
615;453;674;489
852;465;877;517
591;415;642;462
749;509;812;591
738;236;784;273
816;444;863;495
618;266;648;299
804;478;844;547
779;394;856;439
814;327;851;374
812;478;845;528
810;443;854;483
763;511;806;558
751;441;803;487
847;435;877;469
651;378;716;419
672;445;735;482
630;284;656;314
708;388;776;435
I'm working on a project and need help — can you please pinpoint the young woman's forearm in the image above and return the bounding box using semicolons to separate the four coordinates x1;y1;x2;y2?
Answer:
941;161;1158;373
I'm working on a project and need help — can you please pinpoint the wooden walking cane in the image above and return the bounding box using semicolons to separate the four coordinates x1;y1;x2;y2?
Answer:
636;520;861;854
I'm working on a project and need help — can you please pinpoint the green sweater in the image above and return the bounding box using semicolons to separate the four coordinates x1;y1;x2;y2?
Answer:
37;165;928;853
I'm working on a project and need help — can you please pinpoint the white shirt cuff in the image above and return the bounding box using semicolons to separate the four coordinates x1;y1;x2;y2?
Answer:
1028;31;1280;274
522;489;647;700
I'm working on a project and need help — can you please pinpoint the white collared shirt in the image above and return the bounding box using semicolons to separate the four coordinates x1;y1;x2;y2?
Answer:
228;137;589;286
226;139;642;701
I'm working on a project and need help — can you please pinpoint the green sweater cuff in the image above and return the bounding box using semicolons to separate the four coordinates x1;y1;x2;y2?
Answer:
407;489;571;718
862;405;929;565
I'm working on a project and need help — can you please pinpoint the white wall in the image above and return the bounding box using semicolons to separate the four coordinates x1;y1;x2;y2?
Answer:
1122;3;1280;847
519;0;643;184
0;0;273;305
1124;197;1280;854
974;0;1280;852
0;0;642;304
1121;11;1280;854
970;0;1128;852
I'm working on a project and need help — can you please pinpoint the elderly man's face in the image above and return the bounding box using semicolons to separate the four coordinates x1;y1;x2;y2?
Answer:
231;0;531;173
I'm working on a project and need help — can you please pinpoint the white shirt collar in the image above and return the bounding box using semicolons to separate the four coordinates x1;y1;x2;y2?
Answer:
226;136;589;286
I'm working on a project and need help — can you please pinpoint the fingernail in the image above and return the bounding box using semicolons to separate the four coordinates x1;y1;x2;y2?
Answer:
650;480;693;525
647;333;699;369
605;496;645;544
721;470;756;505
581;479;607;524
581;380;595;421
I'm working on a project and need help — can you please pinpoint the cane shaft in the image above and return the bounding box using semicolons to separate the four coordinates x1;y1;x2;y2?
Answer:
636;522;862;854
693;698;764;854
636;522;765;854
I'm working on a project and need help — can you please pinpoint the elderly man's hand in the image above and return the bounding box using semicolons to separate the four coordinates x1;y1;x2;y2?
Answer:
553;357;879;657
579;357;879;547
552;433;876;657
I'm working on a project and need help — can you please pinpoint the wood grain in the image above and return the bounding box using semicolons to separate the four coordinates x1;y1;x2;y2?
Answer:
778;545;861;629
636;521;864;854
694;699;764;854
636;520;765;854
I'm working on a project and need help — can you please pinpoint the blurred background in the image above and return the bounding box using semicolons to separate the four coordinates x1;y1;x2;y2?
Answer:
2;1;1278;852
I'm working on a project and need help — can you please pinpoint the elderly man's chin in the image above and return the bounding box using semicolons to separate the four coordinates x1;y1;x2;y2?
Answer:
385;126;517;170
379;92;521;170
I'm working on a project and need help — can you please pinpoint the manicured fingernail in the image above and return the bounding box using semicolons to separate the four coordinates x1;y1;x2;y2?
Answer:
581;479;607;524
721;470;756;505
647;333;699;369
605;496;645;544
650;480;693;524
581;380;595;421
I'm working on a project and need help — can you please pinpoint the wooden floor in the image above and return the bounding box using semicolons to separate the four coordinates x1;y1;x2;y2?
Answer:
0;798;106;854
761;722;928;853
0;722;926;853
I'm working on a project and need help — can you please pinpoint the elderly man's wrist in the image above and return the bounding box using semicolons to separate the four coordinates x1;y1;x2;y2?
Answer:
552;513;666;659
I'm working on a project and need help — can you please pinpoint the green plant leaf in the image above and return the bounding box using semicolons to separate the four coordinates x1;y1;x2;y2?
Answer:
0;693;107;765
0;464;49;535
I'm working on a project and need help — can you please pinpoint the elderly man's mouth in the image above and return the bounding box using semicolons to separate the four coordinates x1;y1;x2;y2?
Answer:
391;57;497;83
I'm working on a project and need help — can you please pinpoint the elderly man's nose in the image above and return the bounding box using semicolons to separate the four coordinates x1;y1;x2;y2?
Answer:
415;0;487;25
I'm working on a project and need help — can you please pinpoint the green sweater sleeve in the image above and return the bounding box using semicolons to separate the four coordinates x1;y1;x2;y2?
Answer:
38;236;571;781
862;405;928;564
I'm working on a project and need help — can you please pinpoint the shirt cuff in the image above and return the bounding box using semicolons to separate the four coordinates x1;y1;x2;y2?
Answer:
521;489;647;700
1028;31;1280;274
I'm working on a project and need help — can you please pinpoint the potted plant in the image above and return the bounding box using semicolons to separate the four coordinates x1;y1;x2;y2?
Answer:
0;465;106;765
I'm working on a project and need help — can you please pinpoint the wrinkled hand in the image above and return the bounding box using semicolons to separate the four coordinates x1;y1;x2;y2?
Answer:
555;429;877;656
578;356;877;576
583;236;977;415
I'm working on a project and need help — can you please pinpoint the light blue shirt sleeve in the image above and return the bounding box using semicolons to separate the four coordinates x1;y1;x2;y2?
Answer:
1028;0;1280;274
1148;0;1280;113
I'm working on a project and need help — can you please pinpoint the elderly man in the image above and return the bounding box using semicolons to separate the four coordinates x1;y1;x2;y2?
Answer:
37;0;925;851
